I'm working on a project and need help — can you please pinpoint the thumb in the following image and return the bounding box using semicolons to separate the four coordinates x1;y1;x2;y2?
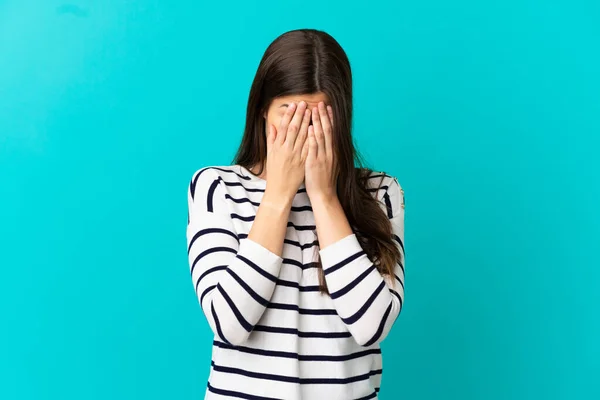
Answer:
301;133;310;162
305;126;317;163
267;124;277;147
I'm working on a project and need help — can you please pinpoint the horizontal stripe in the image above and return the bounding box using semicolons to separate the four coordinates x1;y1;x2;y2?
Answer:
225;194;313;213
286;238;319;249
323;250;365;276
213;340;381;361
206;177;221;212
393;234;405;253
226;268;269;306
188;227;238;254
209;286;335;323
221;179;307;194
236;254;278;282
267;303;337;315
341;280;386;325
225;194;258;206
280;281;320;292
200;284;216;305
238;234;319;250
191;246;236;276
330;265;377;299
291;205;312;212
394;273;405;289
222;180;268;192
213;166;252;181
397;260;405;275
207;383;280;400
189;167;214;200
194;264;320;293
211;361;381;384
216;278;332;316
230;214;316;230
212;302;230;345
367;173;390;180
231;213;255;222
217;284;253;332
363;302;393;346
288;221;316;231
283;259;319;270
367;185;389;193
253;325;352;338
196;265;227;292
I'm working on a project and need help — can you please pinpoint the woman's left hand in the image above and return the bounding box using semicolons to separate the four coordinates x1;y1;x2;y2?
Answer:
305;102;337;202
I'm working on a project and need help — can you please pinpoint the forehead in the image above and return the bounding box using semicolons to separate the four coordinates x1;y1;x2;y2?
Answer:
271;92;330;108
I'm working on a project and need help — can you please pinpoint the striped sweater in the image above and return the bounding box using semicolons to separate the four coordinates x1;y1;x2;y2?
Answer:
186;164;405;400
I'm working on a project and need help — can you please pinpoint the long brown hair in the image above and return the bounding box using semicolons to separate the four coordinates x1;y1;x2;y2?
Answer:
232;28;401;293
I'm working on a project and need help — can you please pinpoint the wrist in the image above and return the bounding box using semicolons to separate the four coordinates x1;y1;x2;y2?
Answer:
309;191;339;209
262;189;294;212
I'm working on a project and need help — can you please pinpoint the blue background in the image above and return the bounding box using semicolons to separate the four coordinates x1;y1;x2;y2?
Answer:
1;1;598;399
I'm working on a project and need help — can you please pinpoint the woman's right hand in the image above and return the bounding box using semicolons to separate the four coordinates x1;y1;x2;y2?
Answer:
246;101;310;256
265;101;312;200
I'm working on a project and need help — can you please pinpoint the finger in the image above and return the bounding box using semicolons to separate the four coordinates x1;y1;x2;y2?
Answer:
294;109;311;153
301;126;312;162
306;126;318;162
267;124;277;148
277;102;297;144
327;106;335;162
318;102;333;158
312;107;326;157
285;101;307;146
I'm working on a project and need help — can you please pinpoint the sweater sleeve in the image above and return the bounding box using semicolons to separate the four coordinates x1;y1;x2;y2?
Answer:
319;176;405;346
186;168;283;345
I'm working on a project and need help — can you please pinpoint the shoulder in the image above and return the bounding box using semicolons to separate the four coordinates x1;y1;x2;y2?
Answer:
359;168;403;196
188;165;251;199
359;168;404;216
188;165;251;214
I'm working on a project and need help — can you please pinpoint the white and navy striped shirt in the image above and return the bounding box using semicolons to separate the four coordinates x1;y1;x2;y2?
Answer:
186;164;405;400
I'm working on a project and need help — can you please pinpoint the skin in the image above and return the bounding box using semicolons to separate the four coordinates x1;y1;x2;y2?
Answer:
247;93;354;256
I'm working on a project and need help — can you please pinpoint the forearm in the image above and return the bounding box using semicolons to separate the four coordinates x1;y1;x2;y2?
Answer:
319;234;400;346
188;205;285;345
310;194;353;249
204;238;283;345
248;189;294;256
188;170;294;345
312;193;402;346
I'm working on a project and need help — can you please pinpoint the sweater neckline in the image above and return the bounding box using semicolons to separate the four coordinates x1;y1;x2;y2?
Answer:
237;164;266;184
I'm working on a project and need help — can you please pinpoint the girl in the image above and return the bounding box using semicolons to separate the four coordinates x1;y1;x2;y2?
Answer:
186;28;405;400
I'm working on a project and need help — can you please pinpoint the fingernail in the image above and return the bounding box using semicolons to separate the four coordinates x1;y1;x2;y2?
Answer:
289;102;296;109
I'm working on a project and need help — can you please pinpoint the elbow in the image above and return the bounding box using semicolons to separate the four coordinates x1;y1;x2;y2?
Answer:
208;301;252;346
217;323;252;346
353;332;375;347
351;300;400;347
352;327;387;347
